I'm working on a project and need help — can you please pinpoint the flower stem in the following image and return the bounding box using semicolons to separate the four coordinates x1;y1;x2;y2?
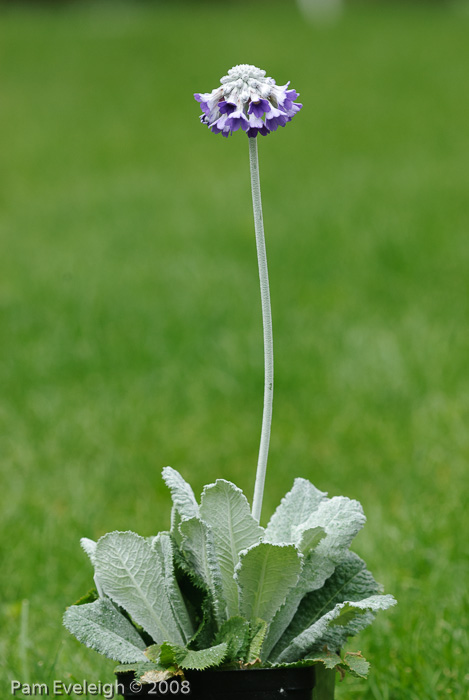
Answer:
249;136;273;524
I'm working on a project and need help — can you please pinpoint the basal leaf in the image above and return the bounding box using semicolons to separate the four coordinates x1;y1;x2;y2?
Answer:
199;480;263;618
64;599;147;663
342;651;370;678
170;507;183;546
236;543;302;625
296;496;366;563
247;618;268;663
264;479;328;545
73;588;99;607
275;594;397;663
186;590;218;652
214;617;250;662
151;533;194;644
307;651;343;671
162;467;199;521
298;527;326;555
144;644;161;662
179;516;225;626
160;641;228;671
270;551;381;658
95;531;185;645
263;497;367;659
81;538;97;565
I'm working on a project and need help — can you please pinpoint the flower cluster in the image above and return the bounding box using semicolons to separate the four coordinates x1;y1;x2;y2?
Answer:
195;64;302;138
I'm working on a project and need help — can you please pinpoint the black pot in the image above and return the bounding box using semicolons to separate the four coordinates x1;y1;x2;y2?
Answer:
116;665;335;700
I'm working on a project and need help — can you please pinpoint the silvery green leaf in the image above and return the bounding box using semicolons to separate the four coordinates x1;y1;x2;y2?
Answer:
80;538;104;598
179;516;225;625
170;506;183;546
151;532;194;644
306;650;343;670
298;527;326;555
247;618;268;663
276;594;396;663
264;479;328;545
296;496;367;593
295;496;366;556
95;531;185;645
235;543;302;625
199;480;263;618
162;467;199;521
341;652;370;678
214;616;250;662
63;598;147;663
160;641;228;670
268;551;381;658
263;501;366;660
81;538;97;565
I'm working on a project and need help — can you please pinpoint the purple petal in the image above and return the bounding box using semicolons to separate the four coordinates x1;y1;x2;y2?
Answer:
218;101;237;115
286;88;300;102
209;113;229;134
225;110;250;133
284;102;303;118
248;99;271;118
265;106;289;131
246;114;270;138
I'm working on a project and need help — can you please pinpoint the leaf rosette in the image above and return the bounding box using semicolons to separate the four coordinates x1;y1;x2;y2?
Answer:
64;469;396;682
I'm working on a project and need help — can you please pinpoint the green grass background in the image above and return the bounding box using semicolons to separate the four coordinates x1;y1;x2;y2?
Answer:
1;1;468;698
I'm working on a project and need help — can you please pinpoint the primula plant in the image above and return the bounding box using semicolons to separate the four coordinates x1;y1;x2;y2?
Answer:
64;65;396;691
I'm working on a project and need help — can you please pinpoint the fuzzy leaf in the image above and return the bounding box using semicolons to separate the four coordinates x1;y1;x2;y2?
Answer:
144;644;161;662
342;651;370;678
162;467;199;521
160;641;228;670
95;531;185;645
151;533;194;643
263;497;366;659
236;543;302;625
187;594;218;652
73;588;99;607
307;651;343;670
276;595;397;663
264;479;328;545
199;480;263;618
81;538;97;565
214;617;250;662
64;599;147;663
114;662;161;676
114;663;140;674
170;507;183;546
247;618;268;663
298;527;326;555
296;497;366;564
270;551;381;658
179;516;225;625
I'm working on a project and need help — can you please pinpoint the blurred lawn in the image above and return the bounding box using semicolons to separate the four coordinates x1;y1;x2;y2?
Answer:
1;1;469;698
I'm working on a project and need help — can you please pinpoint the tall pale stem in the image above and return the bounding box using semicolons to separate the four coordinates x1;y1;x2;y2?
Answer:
249;137;273;524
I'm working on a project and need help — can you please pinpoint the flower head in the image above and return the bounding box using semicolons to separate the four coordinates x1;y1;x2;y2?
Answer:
195;64;302;138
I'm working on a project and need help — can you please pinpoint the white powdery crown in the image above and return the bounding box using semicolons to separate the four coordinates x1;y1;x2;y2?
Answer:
195;64;302;139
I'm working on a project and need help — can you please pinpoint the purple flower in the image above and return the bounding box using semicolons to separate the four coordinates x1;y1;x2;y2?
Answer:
246;115;270;139
225;109;250;133
265;106;289;131
248;99;271;119
194;64;302;138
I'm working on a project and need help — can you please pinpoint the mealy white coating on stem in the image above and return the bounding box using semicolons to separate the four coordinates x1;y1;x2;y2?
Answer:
249;137;274;524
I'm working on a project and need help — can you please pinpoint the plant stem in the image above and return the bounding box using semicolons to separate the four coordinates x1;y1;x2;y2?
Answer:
249;136;273;524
